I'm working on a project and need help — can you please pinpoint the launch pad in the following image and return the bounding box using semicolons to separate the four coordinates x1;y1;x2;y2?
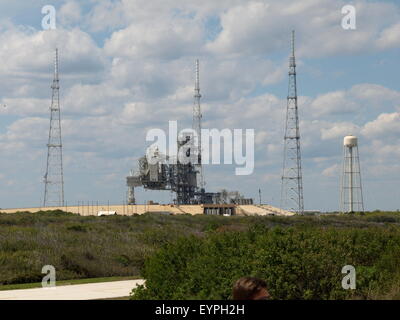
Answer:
126;60;253;206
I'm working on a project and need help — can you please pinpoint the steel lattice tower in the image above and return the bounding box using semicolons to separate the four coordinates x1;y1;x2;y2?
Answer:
280;30;304;214
193;59;205;190
43;48;64;207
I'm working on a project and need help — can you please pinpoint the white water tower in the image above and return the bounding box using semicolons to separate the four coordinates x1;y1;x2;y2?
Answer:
340;135;364;213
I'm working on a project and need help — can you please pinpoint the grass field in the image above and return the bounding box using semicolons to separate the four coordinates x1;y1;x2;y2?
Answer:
1;209;400;298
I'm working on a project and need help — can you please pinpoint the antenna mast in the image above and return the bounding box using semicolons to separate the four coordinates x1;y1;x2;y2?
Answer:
193;59;205;190
280;30;304;214
43;48;65;207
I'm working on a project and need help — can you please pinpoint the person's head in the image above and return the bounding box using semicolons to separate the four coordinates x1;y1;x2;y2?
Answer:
232;277;270;300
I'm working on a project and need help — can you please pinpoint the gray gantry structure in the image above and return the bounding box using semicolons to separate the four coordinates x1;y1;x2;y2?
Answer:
43;48;64;207
126;60;224;205
126;60;255;206
280;30;304;215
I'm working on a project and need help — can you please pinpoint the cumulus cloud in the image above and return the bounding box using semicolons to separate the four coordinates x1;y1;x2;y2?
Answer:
207;0;400;58
377;22;400;50
62;82;130;115
1;98;49;116
308;84;400;121
104;16;203;60
361;112;400;138
89;0;400;59
350;84;400;104
0;117;48;157
0;27;106;76
321;122;360;140
310;91;359;116
59;1;82;27
206;2;275;56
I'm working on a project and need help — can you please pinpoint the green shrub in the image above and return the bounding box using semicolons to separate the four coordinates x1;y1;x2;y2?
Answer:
66;225;88;232
132;226;400;300
115;254;132;267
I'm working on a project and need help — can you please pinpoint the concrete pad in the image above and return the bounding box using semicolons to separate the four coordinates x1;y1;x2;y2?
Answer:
0;279;145;300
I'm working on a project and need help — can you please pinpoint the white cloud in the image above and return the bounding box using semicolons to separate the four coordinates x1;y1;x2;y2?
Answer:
1;98;49;116
308;84;400;118
377;22;400;50
59;1;82;27
62;82;130;115
207;0;400;58
206;2;274;56
310;91;359;116
0;26;106;77
86;0;246;32
104;15;203;60
321;122;360;140
0;117;48;158
86;0;125;32
361;112;400;138
322;164;340;177
350;84;400;103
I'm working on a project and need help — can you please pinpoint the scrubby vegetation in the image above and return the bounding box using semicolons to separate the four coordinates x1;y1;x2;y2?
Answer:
132;211;400;300
1;210;400;299
132;225;400;300
0;210;228;285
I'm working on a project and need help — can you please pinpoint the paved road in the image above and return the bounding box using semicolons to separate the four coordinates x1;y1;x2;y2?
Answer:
0;279;145;300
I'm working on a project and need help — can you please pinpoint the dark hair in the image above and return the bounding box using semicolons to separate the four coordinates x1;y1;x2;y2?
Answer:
232;277;268;300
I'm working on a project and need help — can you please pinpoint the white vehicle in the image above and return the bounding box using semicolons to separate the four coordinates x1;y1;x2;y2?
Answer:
98;211;117;216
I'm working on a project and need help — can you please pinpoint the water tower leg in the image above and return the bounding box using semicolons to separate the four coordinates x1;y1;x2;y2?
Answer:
349;147;353;213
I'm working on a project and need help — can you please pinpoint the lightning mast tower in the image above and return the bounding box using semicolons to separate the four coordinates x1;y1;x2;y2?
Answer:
43;48;64;207
340;135;364;213
280;30;304;215
193;59;205;191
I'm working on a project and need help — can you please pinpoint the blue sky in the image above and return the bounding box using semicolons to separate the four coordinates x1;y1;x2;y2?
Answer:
0;0;399;211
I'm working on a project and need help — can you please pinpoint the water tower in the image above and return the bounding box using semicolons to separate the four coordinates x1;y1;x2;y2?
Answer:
340;135;364;213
